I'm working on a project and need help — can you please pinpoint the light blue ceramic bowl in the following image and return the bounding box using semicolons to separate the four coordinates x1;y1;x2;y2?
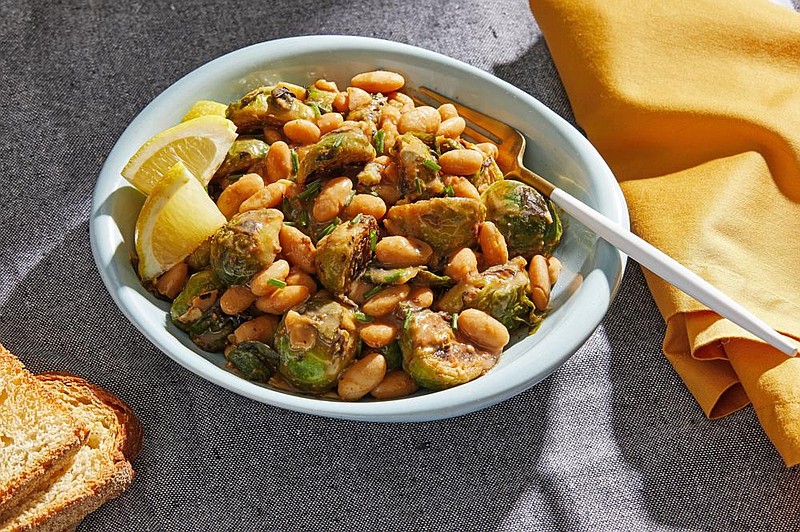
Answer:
90;36;628;421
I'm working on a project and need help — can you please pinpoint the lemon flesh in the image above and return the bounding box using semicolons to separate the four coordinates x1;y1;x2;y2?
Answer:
135;162;227;281
181;100;228;122
122;115;237;195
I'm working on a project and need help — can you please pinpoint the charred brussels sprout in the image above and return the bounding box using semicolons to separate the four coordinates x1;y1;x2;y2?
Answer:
400;309;497;390
437;257;533;329
471;154;503;192
170;270;224;332
274;297;359;393
305;86;337;115
210;209;283;286
226;86;315;132
188;304;241;352
225;341;279;382
482;180;562;257
213;139;269;180
384;197;484;259
185;239;211;272
314;215;378;294
296;128;376;184
396;133;443;200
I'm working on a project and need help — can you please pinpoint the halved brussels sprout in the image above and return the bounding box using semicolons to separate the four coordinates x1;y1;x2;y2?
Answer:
396;133;443;200
210;208;283;286
314;215;378;294
185;239;211;272
437;257;533;330
471;154;503;192
273;297;359;393
482;180;562;257
305;86;336;114
213;139;269;180
383;197;484;259
296;128;376;184
170;270;224;332
188;303;241;352
226;86;315;132
399;309;497;390
225;341;279;382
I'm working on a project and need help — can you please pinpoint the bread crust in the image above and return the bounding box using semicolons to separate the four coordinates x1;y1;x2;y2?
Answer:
0;347;88;520
0;373;143;531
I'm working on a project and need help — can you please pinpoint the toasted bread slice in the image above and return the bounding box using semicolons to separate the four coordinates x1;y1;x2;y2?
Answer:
0;346;87;520
0;374;142;532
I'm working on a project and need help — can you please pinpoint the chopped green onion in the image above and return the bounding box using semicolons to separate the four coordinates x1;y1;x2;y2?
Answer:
343;191;356;208
403;309;413;330
283;221;296;227
363;285;383;300
373;130;385;155
369;229;378;252
316;219;339;239
309;102;322;117
354;311;373;323
367;189;380;197
291;150;299;176
331;135;343;150
267;278;287;289
383;271;405;284
296;179;322;201
451;312;459;330
443;184;455;197
349;213;363;225
423;159;441;172
299;208;309;227
415;178;423;194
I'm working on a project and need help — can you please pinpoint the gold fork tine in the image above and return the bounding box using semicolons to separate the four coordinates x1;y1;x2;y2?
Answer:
406;87;503;145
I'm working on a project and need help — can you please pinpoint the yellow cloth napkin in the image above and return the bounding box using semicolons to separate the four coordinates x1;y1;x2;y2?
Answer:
529;0;800;465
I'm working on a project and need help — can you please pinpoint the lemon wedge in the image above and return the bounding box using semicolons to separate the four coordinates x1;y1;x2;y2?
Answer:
135;162;227;281
122;115;237;195
181;100;229;122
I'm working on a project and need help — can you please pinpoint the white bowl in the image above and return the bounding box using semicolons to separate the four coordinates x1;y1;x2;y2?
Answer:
90;35;628;421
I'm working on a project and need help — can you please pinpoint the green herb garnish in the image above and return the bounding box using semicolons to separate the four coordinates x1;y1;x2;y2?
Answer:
363;285;383;300
316;218;340;240
443;184;455;197
331;135;343;150
373;129;385;155
349;213;363;225
291;150;299;176
309;102;322;118
369;229;378;252
415;178;423;194
267;278;287;289
403;309;413;330
354;311;373;323
451;312;459;330
296;179;322;201
423;159;441;172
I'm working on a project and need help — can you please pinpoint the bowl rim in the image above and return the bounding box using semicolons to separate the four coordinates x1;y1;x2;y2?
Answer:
90;35;629;422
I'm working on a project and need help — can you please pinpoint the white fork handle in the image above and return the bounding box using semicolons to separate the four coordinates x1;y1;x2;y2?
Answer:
551;187;799;357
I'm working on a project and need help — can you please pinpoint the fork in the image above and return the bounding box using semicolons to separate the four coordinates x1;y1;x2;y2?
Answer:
406;86;798;357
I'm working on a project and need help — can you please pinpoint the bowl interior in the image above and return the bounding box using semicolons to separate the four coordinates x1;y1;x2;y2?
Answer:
91;36;628;421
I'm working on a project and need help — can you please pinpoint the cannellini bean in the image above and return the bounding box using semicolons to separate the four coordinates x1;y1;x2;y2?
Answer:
398;106;441;134
457;308;510;352
359;322;399;348
374;183;402;206
436;117;466;138
284;310;317;350
443;175;480;200
342;194;387;220
351;71;405;93
375;236;433;267
283;119;320;145
348;278;375;305
220;285;256;315
279;224;317;274
547;256;562;285
266;141;293;183
250;259;291;297
155;262;188;300
312;176;353;223
216;174;264;220
389;91;415;113
347;86;372;110
285;267;318;295
529;254;552;311
370;370;419;400
437;103;459;121
408;286;434;309
379;105;402;127
475;142;499;159
239;179;293;212
444;248;478;282
478;222;509;267
314;79;338;92
438;149;485;176
362;285;411;317
233;315;279;345
338;353;387;401
255;285;310;314
263;127;283;145
332;91;348;113
317;112;344;134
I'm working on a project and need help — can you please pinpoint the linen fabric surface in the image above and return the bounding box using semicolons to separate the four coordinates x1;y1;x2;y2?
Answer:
1;0;799;531
530;0;800;466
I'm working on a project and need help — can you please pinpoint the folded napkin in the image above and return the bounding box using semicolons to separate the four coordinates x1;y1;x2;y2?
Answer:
530;0;800;465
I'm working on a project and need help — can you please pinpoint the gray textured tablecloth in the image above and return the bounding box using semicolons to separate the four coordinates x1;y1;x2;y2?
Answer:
2;0;799;530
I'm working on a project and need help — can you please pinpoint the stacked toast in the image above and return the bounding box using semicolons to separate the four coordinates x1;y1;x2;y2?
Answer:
0;345;142;531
